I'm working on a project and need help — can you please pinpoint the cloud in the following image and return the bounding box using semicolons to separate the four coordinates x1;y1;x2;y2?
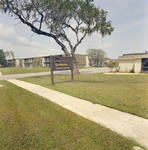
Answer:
17;36;41;47
0;23;41;47
116;18;148;33
63;26;112;53
0;23;15;40
83;33;112;49
127;49;143;54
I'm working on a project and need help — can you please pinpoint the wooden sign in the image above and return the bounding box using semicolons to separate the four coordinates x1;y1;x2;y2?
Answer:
50;56;74;85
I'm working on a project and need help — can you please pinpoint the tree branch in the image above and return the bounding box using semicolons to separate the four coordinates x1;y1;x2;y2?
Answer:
73;33;86;53
36;7;44;30
59;33;74;52
8;1;70;56
64;23;76;33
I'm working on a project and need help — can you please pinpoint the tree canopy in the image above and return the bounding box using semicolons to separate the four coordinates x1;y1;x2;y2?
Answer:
5;51;15;59
0;0;114;73
5;51;15;66
86;48;108;66
0;49;7;67
107;59;115;72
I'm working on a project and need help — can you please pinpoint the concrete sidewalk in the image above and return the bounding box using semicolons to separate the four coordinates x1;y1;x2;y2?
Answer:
7;79;148;149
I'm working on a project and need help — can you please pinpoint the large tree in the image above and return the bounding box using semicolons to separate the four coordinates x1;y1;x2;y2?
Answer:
0;49;7;67
5;51;15;66
5;51;15;60
87;48;108;66
0;0;114;74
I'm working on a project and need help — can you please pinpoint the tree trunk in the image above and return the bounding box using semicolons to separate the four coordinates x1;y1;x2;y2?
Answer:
72;55;80;74
73;61;80;74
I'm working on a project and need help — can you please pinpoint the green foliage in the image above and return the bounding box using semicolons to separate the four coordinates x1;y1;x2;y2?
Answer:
114;60;120;72
4;51;15;67
107;60;115;72
0;0;114;54
130;69;134;73
5;51;15;59
86;48;108;66
0;49;7;67
0;0;114;73
33;57;42;67
115;65;120;72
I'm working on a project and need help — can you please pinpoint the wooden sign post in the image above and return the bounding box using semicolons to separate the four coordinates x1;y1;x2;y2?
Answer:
50;56;74;85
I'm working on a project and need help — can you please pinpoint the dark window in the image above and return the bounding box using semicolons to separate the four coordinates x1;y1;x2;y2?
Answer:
142;58;148;72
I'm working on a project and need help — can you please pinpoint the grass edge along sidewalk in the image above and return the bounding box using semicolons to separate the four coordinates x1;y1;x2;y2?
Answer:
19;73;148;119
7;79;148;149
0;80;145;150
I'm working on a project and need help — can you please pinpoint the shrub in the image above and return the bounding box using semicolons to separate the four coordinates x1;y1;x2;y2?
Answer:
115;64;120;72
107;60;115;72
130;69;134;73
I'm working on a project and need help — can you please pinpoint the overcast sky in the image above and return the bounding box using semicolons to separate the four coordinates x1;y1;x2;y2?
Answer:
0;0;148;59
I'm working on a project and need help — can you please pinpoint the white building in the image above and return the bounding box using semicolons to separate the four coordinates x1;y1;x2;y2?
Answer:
118;51;148;73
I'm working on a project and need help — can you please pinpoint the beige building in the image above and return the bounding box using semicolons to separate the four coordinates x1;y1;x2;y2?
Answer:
6;59;17;67
7;54;89;68
118;51;148;73
73;54;89;67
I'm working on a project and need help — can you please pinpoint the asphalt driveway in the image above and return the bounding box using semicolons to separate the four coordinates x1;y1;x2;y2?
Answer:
0;67;111;81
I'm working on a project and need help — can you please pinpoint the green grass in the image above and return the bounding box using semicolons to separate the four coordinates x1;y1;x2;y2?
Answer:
19;73;148;119
0;67;50;75
0;80;145;150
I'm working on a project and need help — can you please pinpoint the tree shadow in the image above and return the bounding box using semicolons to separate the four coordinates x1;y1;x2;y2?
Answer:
54;80;73;84
74;79;104;83
54;79;104;84
74;79;148;84
53;75;148;84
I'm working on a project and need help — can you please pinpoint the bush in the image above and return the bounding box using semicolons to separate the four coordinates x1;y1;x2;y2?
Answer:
0;49;7;67
115;64;120;72
130;69;134;73
107;60;115;72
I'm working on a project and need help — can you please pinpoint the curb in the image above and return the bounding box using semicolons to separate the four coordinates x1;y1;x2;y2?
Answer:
104;72;138;75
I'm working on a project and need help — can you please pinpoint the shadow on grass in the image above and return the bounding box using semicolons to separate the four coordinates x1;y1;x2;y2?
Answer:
54;79;104;84
54;79;147;84
25;74;148;84
54;80;73;84
74;80;104;83
73;79;148;84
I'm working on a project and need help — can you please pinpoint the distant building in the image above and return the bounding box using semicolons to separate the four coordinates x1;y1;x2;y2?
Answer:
118;51;148;73
105;59;116;66
6;54;89;68
6;59;15;67
69;54;89;68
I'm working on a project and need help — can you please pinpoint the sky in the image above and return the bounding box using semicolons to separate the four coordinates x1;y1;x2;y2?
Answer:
0;0;148;59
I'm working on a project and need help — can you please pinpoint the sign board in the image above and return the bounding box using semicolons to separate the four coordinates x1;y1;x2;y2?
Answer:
50;56;74;85
51;56;73;71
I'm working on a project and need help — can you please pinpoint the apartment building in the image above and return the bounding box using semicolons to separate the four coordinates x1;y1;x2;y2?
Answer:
6;59;15;67
7;54;89;68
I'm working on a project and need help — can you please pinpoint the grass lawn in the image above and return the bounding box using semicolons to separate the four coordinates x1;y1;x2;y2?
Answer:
19;73;148;119
0;67;50;75
0;80;145;150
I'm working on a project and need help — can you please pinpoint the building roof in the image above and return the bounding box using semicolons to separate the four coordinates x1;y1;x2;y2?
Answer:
118;51;148;61
122;51;148;56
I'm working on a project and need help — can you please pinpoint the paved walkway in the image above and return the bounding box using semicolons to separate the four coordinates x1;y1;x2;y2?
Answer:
7;79;148;149
0;67;111;80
